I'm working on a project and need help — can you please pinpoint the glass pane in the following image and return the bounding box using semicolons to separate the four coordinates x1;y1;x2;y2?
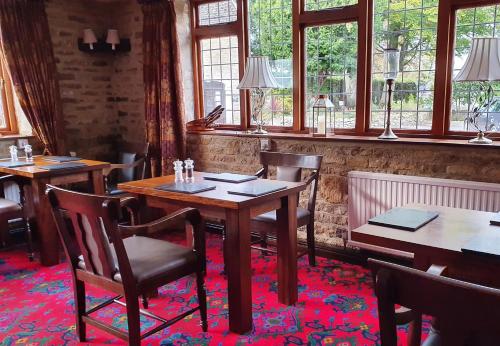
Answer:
451;5;500;133
200;36;241;125
248;0;293;127
305;0;357;11
371;0;438;130
305;23;358;130
198;0;237;26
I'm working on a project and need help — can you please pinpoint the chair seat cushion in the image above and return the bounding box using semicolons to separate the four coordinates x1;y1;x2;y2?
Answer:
78;236;196;284
252;207;310;226
0;198;21;214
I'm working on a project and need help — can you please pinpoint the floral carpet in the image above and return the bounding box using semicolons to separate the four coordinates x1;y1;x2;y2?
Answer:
0;234;423;345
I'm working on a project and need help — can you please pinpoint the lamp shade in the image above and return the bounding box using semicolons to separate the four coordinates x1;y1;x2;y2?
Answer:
237;56;279;89
455;37;500;82
106;29;120;50
83;29;97;44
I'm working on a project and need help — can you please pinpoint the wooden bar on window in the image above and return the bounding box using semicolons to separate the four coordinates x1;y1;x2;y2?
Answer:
292;0;304;131
299;5;359;26
356;0;371;135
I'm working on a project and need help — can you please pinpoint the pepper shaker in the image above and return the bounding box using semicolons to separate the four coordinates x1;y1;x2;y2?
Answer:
9;145;18;162
184;158;195;183
173;159;184;183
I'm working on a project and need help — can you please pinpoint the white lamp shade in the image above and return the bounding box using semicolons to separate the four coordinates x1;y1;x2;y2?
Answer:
313;95;335;109
83;29;97;44
237;56;279;89
455;37;500;82
106;29;120;50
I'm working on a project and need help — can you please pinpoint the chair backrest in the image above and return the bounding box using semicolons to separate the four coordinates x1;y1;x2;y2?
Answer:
118;152;138;182
259;151;322;212
47;185;133;283
369;258;500;345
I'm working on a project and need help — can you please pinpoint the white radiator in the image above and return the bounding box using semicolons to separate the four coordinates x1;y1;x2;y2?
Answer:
347;171;500;254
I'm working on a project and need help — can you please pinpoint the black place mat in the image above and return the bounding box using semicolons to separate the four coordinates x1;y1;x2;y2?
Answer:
227;182;287;197
368;208;439;232
42;156;82;163
156;182;216;194
39;162;88;171
490;213;500;226
462;236;500;259
204;173;258;183
0;161;35;168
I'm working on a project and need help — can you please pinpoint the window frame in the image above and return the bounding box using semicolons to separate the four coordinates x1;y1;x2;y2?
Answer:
0;58;18;135
190;0;500;139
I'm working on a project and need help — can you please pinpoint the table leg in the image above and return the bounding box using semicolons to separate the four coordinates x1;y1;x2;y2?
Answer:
89;169;105;195
276;193;298;305
31;178;59;266
225;208;252;334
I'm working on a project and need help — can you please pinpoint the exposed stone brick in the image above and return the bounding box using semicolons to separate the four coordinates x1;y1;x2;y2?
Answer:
187;134;500;247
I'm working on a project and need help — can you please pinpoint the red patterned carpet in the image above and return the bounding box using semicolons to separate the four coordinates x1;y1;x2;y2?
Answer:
0;233;424;345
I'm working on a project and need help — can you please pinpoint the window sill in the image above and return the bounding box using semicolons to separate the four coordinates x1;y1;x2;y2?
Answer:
187;130;500;148
0;134;34;141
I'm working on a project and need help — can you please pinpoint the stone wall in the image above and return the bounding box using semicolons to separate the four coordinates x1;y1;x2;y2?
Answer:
42;0;193;159
46;0;119;159
187;133;500;247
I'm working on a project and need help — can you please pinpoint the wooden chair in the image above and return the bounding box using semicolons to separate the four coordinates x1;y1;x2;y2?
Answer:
47;185;207;345
369;258;500;346
103;143;150;196
251;151;322;266
0;174;33;261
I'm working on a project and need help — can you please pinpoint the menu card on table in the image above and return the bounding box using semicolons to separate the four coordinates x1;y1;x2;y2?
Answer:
227;181;287;197
156;182;216;194
368;207;439;232
204;173;258;183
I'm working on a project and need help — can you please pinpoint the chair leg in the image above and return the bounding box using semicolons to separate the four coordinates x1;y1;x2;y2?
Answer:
0;217;9;248
125;293;141;346
25;218;34;262
196;270;208;332
259;230;269;256
306;222;316;266
74;279;86;342
407;314;422;346
141;294;148;309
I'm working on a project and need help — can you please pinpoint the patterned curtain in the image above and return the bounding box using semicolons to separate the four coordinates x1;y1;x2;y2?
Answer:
141;0;186;176
0;0;63;155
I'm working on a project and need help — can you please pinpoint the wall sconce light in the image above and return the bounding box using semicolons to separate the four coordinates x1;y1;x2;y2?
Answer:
82;29;97;50
106;29;120;50
78;29;130;53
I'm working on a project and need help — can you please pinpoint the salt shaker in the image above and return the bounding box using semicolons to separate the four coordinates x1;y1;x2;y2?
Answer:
173;159;184;183
9;145;18;162
184;158;194;182
24;144;33;162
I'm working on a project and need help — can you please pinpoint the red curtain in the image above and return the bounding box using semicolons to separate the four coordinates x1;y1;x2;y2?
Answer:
0;0;63;155
142;0;186;176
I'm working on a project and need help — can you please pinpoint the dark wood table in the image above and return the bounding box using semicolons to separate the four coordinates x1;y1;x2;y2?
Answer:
0;156;109;266
118;172;306;334
351;204;500;288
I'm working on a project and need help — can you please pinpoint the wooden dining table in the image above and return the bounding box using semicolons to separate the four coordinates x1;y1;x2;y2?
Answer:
0;156;109;266
351;204;500;288
118;171;306;334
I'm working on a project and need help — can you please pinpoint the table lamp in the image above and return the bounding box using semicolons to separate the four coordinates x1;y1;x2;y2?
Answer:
455;37;500;144
379;49;400;140
237;56;279;134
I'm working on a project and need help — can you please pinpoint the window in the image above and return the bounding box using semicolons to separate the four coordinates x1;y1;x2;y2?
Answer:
248;0;293;127
451;4;500;133
371;0;438;131
0;58;18;134
190;0;500;139
200;36;241;124
198;0;237;26
305;23;358;130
